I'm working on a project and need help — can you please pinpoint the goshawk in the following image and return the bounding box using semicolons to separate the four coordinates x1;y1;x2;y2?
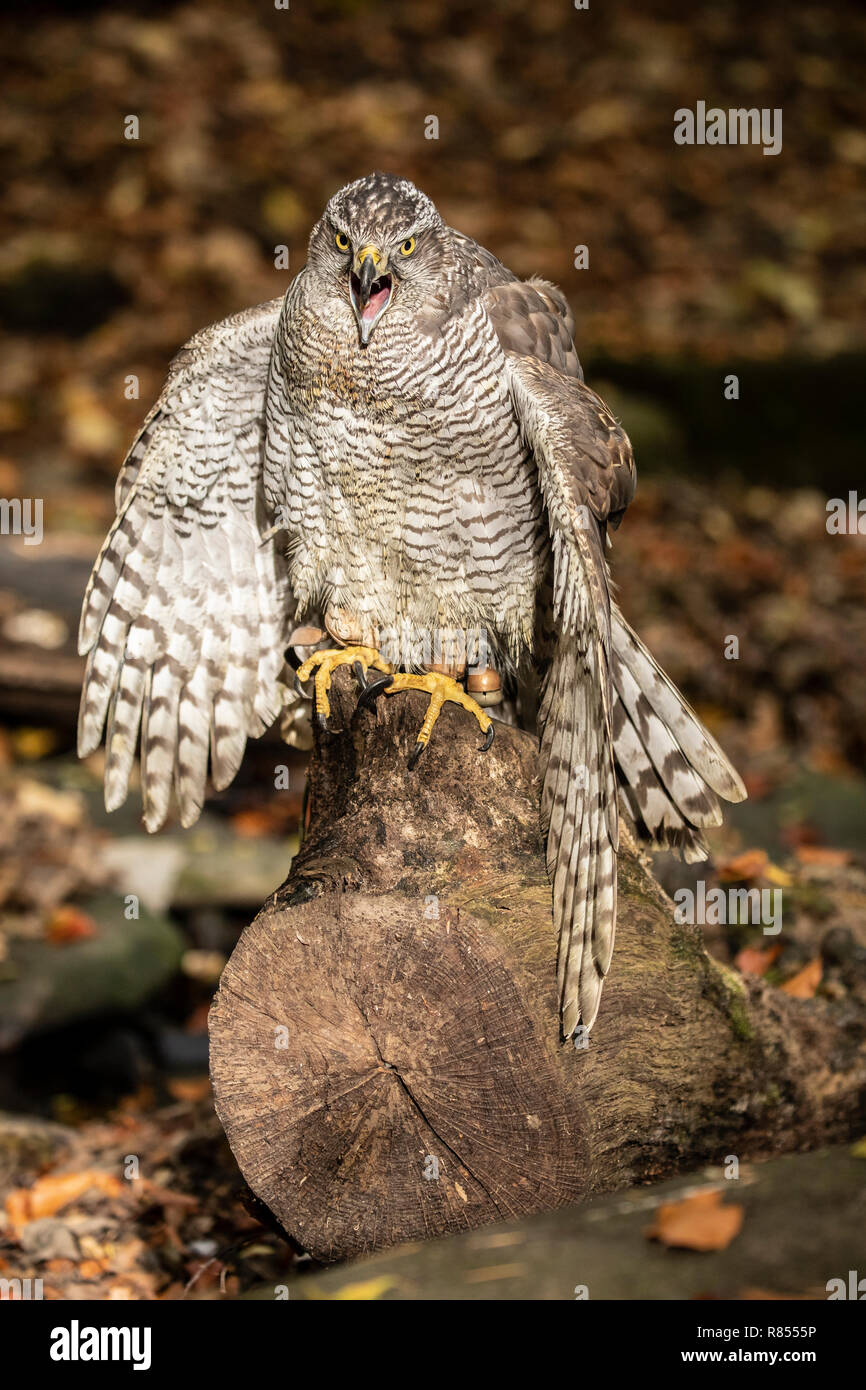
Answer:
79;172;745;1037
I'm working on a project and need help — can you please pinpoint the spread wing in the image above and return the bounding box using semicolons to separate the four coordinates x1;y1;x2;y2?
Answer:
488;277;635;1035
78;298;294;831
488;276;743;1033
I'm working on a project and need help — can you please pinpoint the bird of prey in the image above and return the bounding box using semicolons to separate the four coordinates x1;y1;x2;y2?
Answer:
78;172;746;1038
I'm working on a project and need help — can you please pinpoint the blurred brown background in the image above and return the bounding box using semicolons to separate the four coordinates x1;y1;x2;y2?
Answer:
0;0;864;1299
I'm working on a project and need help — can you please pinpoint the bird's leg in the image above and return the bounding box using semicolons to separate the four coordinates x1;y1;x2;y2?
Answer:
359;671;494;768
295;645;390;730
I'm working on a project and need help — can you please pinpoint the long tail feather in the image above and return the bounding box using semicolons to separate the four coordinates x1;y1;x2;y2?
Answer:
540;634;617;1036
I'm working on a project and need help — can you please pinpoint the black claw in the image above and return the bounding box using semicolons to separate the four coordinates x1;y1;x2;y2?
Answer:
358;673;394;710
407;740;426;770
294;672;309;698
481;725;495;752
285;645;303;672
351;660;368;691
314;711;328;733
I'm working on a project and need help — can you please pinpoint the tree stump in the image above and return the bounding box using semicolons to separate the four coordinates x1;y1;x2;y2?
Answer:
209;667;866;1263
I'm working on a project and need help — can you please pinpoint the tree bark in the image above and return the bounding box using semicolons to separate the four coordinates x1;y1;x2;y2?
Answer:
209;667;866;1264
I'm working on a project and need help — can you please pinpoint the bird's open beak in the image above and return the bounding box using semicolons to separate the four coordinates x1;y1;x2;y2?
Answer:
349;245;393;346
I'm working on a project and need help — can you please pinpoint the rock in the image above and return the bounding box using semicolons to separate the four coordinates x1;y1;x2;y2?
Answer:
17;1216;81;1263
99;838;187;914
248;1146;866;1301
0;1113;75;1193
0;894;184;1051
174;827;296;909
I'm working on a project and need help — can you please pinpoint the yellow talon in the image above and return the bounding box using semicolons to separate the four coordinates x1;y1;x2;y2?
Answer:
376;672;494;765
296;645;390;724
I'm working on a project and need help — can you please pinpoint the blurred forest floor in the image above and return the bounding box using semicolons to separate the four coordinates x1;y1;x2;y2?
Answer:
0;0;865;1298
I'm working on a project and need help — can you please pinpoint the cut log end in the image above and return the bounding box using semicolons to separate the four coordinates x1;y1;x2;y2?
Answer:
210;889;587;1262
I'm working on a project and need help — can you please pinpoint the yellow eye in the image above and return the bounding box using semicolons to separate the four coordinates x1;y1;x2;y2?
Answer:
335;231;350;252
400;236;416;257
